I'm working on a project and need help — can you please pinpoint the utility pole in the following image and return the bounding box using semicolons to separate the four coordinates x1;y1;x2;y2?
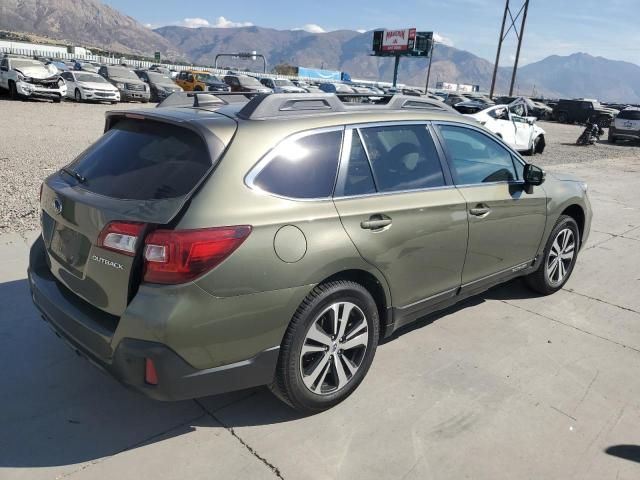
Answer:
424;40;436;94
509;0;529;96
392;55;401;87
489;0;530;98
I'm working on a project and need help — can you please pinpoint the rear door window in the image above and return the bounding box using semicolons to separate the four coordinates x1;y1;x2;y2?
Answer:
359;124;445;192
69;119;212;200
251;130;343;199
339;131;377;196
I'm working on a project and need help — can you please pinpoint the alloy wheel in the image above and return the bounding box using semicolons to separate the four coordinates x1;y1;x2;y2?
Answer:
299;301;369;395
546;228;575;286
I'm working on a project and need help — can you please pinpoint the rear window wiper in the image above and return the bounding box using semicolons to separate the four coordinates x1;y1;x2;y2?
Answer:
61;167;87;184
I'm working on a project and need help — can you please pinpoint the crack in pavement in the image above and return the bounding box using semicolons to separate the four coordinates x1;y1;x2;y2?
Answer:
499;300;640;355
585;225;640;250
194;399;284;479
564;288;640;316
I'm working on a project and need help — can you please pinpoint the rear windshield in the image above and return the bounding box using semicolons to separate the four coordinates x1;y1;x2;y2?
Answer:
69;120;211;200
618;110;640;120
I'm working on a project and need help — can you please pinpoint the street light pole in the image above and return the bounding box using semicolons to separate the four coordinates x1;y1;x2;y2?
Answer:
424;39;436;94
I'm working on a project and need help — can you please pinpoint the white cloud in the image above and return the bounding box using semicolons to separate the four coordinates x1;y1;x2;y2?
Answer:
212;16;254;28
356;29;367;34
176;16;253;29
433;32;454;46
296;24;326;33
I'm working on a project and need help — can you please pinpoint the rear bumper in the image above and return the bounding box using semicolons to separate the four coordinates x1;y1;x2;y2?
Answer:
28;236;279;401
610;125;640;140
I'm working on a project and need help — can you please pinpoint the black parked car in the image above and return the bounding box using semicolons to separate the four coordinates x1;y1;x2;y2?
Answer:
552;99;619;127
135;70;183;102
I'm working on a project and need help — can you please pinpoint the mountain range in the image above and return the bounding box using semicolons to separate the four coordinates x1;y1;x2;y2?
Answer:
1;0;639;102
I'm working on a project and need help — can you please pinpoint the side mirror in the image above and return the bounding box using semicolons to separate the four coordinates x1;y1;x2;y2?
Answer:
527;118;535;125
524;164;545;186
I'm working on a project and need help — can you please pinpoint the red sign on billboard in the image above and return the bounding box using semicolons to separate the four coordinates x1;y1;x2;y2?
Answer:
381;28;417;52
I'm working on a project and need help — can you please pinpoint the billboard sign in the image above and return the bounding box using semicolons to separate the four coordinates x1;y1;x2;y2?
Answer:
380;28;416;52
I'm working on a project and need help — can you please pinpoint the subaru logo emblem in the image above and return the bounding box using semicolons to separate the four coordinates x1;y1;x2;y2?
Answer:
53;198;63;215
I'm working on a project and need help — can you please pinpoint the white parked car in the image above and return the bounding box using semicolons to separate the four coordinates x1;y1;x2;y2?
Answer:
60;71;120;103
0;55;66;102
466;98;546;155
259;77;307;93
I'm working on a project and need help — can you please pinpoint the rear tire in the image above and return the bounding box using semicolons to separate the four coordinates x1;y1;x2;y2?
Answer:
270;281;379;413
525;215;580;295
557;112;568;123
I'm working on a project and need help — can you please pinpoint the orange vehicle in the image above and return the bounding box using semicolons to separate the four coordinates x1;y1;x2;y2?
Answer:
175;70;230;92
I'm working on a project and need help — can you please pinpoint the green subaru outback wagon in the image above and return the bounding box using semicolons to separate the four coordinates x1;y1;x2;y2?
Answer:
29;93;591;412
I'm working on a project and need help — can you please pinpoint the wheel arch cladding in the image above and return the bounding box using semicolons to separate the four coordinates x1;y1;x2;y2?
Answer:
561;204;585;244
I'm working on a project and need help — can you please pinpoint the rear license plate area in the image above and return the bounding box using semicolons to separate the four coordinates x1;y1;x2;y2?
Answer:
48;220;91;277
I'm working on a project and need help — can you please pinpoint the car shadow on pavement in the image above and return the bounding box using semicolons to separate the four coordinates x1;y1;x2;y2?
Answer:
383;278;539;343
605;445;640;463
0;278;305;471
0;276;538;470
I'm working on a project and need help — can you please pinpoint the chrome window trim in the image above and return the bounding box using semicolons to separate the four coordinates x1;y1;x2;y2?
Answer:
244;125;345;202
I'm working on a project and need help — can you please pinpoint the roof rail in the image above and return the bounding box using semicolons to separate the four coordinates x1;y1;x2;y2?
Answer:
156;91;257;109
157;92;458;117
385;95;457;113
237;93;456;119
237;93;346;120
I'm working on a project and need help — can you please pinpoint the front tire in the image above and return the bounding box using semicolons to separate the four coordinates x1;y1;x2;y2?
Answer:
8;81;21;100
270;281;379;413
526;136;539;156
525;215;580;295
74;89;82;102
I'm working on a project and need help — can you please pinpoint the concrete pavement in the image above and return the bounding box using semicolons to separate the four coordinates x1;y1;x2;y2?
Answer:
1;157;640;479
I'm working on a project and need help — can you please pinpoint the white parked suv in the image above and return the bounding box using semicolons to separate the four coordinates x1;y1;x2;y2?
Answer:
465;98;546;155
0;55;67;102
609;107;640;143
60;71;120;103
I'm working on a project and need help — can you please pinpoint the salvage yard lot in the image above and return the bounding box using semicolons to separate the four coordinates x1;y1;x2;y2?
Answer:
1;97;640;479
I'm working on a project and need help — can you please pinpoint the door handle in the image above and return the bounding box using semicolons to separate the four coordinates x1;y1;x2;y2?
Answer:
469;205;491;217
360;215;392;230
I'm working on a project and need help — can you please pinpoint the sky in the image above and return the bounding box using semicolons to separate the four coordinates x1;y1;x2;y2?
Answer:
102;0;640;66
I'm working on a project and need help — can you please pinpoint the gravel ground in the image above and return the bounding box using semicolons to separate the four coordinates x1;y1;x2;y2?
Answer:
1;98;639;234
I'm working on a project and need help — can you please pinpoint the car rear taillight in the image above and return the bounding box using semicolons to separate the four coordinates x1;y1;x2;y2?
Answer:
143;226;252;284
97;221;146;256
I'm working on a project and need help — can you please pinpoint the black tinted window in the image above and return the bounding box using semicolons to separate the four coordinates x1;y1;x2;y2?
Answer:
618;110;640;120
439;125;517;184
70;120;211;200
359;124;445;192
253;130;342;199
341;132;376;196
